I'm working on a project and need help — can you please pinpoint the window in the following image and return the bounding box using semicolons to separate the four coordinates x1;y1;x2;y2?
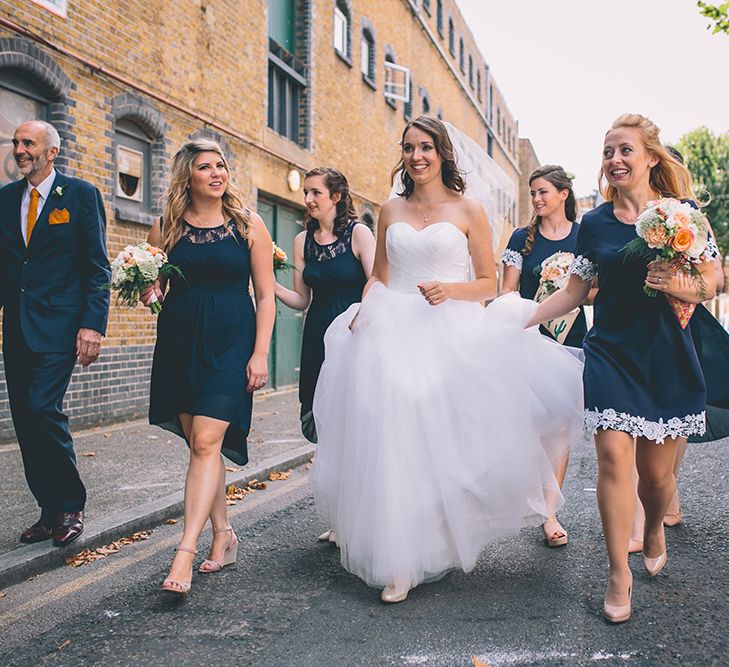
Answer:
459;38;465;73
423;0;431;14
0;71;49;186
468;55;473;88
403;77;413;121
361;20;376;87
487;132;494;157
436;0;443;36
361;211;376;231
448;18;454;55
268;0;310;146
477;69;482;101
384;51;410;109
115;118;151;211
497;108;501;137
422;95;430;116
488;83;493;123
333;1;352;64
30;0;67;17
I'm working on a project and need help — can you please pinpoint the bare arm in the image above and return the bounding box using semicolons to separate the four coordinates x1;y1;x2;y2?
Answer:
274;231;311;310
526;274;592;328
247;213;276;391
352;223;376;280
419;200;497;304
501;264;521;295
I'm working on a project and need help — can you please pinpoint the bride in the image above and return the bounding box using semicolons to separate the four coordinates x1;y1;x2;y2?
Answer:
310;116;584;603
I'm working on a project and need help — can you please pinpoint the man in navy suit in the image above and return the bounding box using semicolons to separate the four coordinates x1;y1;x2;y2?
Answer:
0;120;110;546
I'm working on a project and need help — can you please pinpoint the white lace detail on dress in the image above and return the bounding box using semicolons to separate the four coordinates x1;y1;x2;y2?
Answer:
584;408;705;444
569;255;596;282
501;248;523;271
690;235;720;264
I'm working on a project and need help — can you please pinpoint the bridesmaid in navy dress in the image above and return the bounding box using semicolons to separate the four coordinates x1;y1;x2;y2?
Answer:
143;139;275;594
529;114;718;623
502;164;593;548
275;167;374;542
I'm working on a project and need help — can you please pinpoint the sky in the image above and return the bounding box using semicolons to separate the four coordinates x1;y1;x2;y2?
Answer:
458;0;729;197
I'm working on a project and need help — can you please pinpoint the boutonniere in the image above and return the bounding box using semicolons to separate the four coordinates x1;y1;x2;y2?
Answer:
49;208;71;225
53;185;64;198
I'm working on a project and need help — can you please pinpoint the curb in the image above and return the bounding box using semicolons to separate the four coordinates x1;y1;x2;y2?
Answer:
0;444;315;589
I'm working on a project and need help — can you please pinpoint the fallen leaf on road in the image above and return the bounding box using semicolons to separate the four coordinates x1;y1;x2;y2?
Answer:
248;479;268;490
225;466;242;472
65;531;152;568
146;436;158;440
103;433;111;438
304;463;312;470
164;519;177;525
81;452;96;457
0;591;6;599
57;640;70;651
268;470;291;481
473;658;491;667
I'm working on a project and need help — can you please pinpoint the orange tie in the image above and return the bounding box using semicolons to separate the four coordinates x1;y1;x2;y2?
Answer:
26;188;40;245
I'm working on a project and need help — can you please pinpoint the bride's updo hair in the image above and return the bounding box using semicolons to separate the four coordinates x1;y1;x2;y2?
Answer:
391;116;466;199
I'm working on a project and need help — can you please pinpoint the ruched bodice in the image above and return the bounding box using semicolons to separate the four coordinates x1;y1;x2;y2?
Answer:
386;222;469;294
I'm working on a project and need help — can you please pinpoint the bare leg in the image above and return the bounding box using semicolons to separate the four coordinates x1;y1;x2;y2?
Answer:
629;448;645;553
664;440;686;526
595;430;635;607
543;450;569;546
636;436;680;560
204;457;234;563
164;415;230;586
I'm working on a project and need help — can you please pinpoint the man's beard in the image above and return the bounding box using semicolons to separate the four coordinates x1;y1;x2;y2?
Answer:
17;153;49;179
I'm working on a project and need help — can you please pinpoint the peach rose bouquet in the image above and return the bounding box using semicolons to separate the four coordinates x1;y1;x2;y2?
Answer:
623;197;715;326
272;242;293;272
536;251;575;295
107;242;183;314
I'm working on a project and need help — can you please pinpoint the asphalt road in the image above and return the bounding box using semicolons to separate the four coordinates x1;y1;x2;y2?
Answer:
0;434;727;667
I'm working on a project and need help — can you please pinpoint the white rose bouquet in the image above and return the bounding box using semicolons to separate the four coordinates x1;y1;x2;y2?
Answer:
107;242;183;314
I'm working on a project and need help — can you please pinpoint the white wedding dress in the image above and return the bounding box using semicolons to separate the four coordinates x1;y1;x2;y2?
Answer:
311;221;584;591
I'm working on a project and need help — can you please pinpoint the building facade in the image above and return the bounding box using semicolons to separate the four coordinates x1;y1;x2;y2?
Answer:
517;137;540;229
0;0;526;438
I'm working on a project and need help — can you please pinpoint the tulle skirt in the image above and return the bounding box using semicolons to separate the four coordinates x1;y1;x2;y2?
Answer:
311;288;584;590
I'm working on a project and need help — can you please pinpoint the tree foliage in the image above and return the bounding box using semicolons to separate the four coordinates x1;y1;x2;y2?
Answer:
676;127;729;258
698;1;729;34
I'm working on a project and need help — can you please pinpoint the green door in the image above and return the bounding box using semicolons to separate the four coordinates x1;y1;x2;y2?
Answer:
257;196;304;389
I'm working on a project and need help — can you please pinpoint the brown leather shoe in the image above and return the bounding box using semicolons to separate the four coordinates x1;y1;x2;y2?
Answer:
20;518;55;544
53;512;84;546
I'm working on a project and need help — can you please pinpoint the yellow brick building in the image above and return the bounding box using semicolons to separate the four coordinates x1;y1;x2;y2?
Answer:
0;0;527;435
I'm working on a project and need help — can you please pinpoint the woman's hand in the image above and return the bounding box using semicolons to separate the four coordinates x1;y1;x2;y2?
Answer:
645;260;673;293
418;281;453;306
140;279;163;307
246;351;269;392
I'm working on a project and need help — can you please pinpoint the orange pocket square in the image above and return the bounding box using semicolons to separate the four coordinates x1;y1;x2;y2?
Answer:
49;208;70;225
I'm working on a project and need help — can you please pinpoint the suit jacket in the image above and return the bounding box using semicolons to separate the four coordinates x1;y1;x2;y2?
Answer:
0;171;111;353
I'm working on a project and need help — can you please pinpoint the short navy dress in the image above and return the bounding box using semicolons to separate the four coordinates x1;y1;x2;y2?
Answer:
149;221;256;464
502;223;587;348
570;202;717;443
299;221;367;442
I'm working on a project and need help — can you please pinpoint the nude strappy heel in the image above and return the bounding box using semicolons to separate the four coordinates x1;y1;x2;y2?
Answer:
161;546;197;594
198;527;238;573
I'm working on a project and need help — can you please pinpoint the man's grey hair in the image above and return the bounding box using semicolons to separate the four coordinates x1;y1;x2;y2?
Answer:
27;120;61;152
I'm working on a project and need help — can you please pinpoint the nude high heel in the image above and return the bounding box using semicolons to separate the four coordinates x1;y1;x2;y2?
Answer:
161;546;197;594
380;583;409;604
643;550;667;576
603;577;632;624
198;527;238;573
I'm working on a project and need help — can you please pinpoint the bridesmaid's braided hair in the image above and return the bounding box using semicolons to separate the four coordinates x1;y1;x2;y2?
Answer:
522;165;577;256
304;167;358;237
391;116;466;198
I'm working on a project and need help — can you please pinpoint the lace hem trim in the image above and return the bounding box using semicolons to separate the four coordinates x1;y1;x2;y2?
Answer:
501;248;523;271
569;255;596;282
584;408;705;444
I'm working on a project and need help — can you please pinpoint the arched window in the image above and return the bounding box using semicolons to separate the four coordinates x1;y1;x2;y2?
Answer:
468;55;473;88
459;38;465;73
477;69;482;101
448;18;455;55
361;18;376;87
333;0;353;64
436;0;443;36
361;210;376;231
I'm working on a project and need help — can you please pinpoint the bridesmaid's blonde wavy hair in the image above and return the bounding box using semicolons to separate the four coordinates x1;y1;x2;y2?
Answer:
599;114;698;203
161;139;250;252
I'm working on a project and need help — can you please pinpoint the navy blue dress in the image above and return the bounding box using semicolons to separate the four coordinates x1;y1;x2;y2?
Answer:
149;221;256;464
502;223;587;348
299;221;367;442
571;202;716;443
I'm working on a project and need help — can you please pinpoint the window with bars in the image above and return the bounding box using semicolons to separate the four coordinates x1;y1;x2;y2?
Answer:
361;21;376;87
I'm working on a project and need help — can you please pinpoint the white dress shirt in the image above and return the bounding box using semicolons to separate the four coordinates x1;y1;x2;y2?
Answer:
20;168;56;244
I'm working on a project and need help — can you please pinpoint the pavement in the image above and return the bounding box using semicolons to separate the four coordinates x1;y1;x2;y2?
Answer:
0;432;727;666
0;388;314;587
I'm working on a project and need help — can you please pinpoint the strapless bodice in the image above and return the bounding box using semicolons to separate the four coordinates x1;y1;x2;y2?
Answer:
386;222;470;294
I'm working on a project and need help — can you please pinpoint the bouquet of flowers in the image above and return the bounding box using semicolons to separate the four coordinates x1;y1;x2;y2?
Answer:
273;242;293;271
622;198;713;327
535;251;575;295
108;242;182;314
533;251;580;344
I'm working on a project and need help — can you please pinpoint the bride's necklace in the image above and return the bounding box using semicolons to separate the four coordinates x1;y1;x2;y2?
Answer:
412;196;436;224
188;210;224;228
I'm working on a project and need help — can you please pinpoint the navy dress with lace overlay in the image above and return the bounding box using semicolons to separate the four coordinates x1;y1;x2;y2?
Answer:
502;223;587;348
570;202;717;442
149;221;255;464
299;221;367;442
